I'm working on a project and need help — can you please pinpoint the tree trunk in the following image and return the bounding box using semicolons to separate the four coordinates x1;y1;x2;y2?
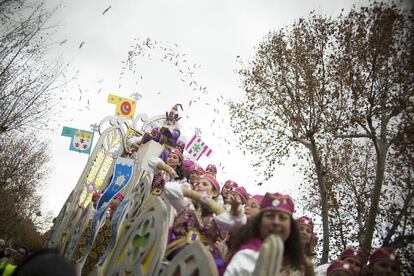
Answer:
309;137;330;263
362;141;388;258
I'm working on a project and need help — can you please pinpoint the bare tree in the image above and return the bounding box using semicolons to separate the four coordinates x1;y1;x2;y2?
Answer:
0;1;66;134
0;0;27;22
0;0;66;247
0;131;50;247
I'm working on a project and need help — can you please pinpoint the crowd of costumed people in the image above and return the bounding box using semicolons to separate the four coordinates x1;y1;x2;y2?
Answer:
0;122;402;276
151;161;400;275
114;124;401;276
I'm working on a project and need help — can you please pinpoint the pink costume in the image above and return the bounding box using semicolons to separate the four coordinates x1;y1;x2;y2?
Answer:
215;186;250;230
221;238;262;275
163;180;232;267
222;192;304;276
315;248;364;276
222;238;304;276
148;153;190;191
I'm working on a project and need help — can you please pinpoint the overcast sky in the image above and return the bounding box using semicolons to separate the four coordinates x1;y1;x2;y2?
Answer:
41;0;378;218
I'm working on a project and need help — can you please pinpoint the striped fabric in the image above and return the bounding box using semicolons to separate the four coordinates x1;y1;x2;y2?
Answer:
185;134;213;160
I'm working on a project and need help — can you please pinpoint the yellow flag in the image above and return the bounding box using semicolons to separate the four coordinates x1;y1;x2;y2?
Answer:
107;94;136;120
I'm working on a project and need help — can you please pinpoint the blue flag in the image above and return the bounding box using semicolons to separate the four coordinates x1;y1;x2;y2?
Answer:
96;157;134;210
61;126;94;155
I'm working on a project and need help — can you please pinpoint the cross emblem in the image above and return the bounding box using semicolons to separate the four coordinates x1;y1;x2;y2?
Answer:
192;143;202;153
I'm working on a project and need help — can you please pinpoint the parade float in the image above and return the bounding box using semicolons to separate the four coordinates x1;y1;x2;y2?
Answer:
48;96;283;276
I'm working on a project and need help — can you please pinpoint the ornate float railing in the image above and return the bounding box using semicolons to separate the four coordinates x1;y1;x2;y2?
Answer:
49;111;283;276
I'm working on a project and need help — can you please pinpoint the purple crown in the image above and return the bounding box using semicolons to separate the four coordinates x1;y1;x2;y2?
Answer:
169;148;184;161
369;247;400;265
223;180;238;190
192;165;206;175
200;174;220;194
297;216;314;232
233;186;249;201
327;260;356;276
340;248;364;261
251;194;264;202
182;160;195;174
206;164;217;174
260;192;294;215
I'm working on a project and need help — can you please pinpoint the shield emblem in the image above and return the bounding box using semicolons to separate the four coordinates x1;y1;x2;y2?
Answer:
70;130;94;154
61;127;95;155
72;134;92;151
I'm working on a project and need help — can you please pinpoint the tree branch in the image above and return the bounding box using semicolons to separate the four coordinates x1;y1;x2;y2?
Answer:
334;133;371;139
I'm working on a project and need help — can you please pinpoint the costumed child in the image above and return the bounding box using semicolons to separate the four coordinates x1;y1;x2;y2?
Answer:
148;148;185;193
182;159;195;180
244;194;263;218
187;165;206;188
297;216;316;264
220;180;238;205
228;186;249;221
222;192;314;276
316;248;365;276
367;247;400;276
340;248;365;275
205;164;218;178
162;174;231;269
215;186;250;231
213;186;250;262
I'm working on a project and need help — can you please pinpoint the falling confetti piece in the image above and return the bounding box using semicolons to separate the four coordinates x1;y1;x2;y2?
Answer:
102;5;111;15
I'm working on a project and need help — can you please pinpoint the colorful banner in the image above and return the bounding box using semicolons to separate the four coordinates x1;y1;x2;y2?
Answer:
107;94;137;120
97;196;130;266
77;203;109;267
78;156;133;269
61;126;94;154
185;133;213;161
96;157;134;210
